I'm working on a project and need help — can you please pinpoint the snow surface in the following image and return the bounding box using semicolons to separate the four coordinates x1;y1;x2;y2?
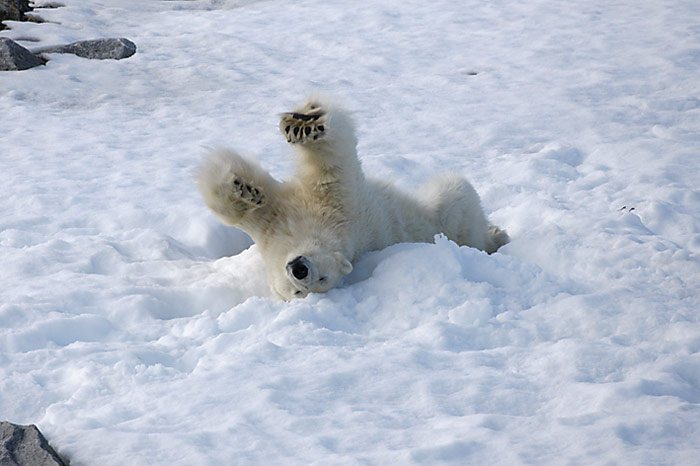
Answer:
2;0;700;464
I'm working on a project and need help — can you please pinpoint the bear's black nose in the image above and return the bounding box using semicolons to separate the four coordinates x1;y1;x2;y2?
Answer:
288;256;309;280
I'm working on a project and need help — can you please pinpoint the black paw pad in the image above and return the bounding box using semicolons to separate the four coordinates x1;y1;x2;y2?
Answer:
231;177;265;206
279;107;328;144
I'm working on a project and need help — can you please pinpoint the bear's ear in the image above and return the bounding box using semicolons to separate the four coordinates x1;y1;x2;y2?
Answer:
334;252;353;275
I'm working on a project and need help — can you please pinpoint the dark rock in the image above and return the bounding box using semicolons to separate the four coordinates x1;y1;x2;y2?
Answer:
41;38;136;60
0;0;32;28
0;421;67;466
0;37;42;70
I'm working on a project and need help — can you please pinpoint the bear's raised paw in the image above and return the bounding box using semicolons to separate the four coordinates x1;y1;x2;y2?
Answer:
280;105;327;144
230;176;265;207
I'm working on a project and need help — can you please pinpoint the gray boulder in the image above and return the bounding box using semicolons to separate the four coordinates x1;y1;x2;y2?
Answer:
0;0;32;28
41;38;136;60
0;422;67;466
0;37;42;70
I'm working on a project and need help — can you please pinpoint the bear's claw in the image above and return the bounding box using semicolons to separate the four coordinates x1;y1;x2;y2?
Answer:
231;176;265;206
280;106;327;144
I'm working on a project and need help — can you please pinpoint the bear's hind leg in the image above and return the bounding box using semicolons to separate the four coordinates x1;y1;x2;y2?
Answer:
485;225;510;254
421;174;509;253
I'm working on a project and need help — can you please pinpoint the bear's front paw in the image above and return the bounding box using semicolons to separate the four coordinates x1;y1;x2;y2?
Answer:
230;176;265;207
280;105;327;144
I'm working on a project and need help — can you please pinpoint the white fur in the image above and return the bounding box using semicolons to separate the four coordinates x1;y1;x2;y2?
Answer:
197;97;508;300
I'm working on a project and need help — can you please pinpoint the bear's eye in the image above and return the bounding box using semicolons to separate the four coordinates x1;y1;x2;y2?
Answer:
319;277;326;282
294;290;303;296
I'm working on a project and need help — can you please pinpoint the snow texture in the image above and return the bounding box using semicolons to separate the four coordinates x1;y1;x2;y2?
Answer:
1;0;699;465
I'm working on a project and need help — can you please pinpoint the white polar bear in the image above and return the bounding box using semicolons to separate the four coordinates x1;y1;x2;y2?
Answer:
197;97;509;300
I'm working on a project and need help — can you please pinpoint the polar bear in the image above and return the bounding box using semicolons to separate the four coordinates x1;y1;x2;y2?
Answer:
197;97;509;300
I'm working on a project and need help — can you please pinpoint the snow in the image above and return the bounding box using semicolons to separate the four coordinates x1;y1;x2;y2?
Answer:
1;0;700;464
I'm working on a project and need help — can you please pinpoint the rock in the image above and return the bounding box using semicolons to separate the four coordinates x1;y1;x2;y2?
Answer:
0;421;67;466
42;38;137;60
0;37;42;71
0;0;32;28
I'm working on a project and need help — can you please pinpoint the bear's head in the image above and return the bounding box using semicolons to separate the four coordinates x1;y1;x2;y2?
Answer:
269;249;353;300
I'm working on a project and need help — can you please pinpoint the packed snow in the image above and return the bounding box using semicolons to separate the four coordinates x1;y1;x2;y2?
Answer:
1;0;700;464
